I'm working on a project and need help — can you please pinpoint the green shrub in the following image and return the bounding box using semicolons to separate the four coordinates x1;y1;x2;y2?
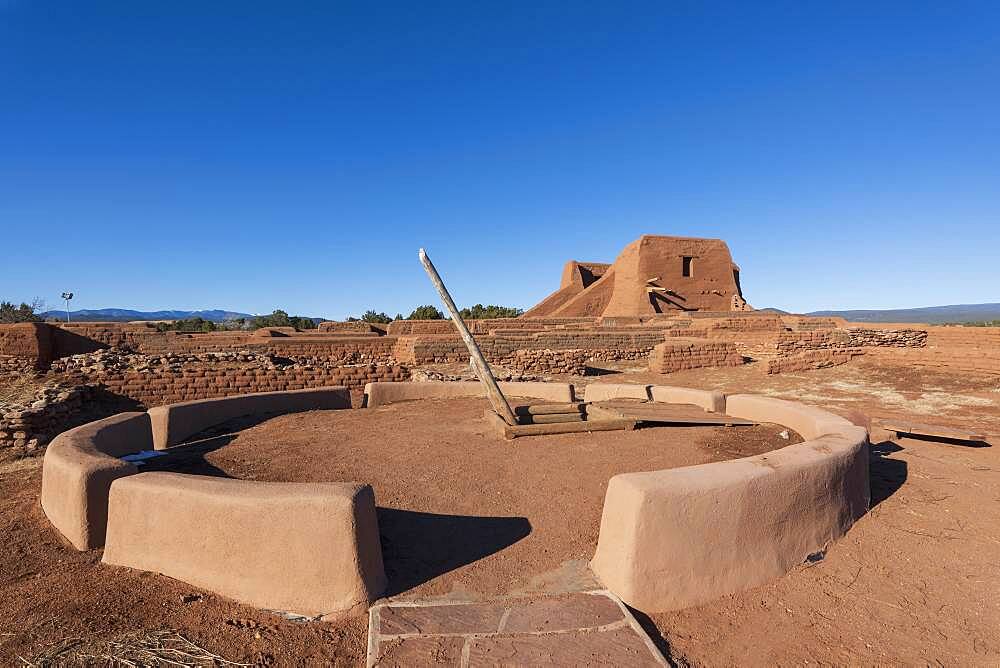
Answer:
459;304;523;319
361;310;393;324
0;300;43;324
407;305;445;320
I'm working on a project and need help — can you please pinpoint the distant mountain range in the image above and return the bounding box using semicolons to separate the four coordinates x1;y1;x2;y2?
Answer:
40;302;1000;325
44;308;260;322
762;303;1000;324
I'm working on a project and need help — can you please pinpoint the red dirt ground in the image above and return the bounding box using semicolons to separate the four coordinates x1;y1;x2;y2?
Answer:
2;357;999;665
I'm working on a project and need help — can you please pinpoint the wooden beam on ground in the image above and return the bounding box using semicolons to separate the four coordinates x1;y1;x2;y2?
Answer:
419;248;519;426
513;403;586;416
880;420;987;443
592;401;757;426
485;410;636;440
519;413;586;425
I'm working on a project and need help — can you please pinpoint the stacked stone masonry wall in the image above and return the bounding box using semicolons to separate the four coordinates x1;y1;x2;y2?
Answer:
776;328;927;353
84;364;408;408
500;347;654;376
766;349;865;374
1;357;38;374
846;328;927;348
648;339;744;374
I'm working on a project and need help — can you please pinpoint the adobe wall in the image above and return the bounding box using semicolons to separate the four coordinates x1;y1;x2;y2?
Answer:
864;325;1000;375
648;339;743;374
390;330;667;366
526;235;749;318
318;321;387;335
766;349;865;374
39;389;386;617
590;390;869;612
68;363;408;408
0;322;52;369
103;474;385;618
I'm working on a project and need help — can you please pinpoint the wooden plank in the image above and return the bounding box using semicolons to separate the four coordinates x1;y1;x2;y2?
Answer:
514;403;586;416
419;248;518;426
485;410;636;440
880;420;987;443
593;401;757;426
519;413;585;425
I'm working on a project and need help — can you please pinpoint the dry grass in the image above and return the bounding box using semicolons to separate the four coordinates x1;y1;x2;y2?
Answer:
19;630;250;667
0;373;45;407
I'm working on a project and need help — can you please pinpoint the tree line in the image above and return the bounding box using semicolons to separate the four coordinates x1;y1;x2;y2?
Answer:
348;304;523;324
1;299;525;329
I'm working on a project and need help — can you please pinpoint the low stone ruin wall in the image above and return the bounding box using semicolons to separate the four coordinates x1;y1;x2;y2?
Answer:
391;330;666;366
499;347;655;376
318;321;386;335
648;339;744;374
0;356;38;374
777;328;927;353
766;328;928;374
1;384;102;457
846;328;927;348
47;349;407;406
776;330;853;353
766;349;865;375
501;349;590;375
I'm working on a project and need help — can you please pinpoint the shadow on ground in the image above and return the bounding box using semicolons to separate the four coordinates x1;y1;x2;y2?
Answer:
869;440;907;507
139;435;235;478
377;508;531;597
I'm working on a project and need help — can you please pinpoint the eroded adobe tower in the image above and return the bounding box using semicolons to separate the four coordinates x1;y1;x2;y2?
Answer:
523;235;751;318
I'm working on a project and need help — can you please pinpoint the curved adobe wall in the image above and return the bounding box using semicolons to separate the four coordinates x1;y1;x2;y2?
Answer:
590;390;869;612
584;383;726;413
40;386;385;617
363;380;574;407
40;412;149;549
103;473;384;618
148;386;351;450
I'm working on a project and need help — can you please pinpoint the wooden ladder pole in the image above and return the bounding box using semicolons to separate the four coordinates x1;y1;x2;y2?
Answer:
418;248;519;426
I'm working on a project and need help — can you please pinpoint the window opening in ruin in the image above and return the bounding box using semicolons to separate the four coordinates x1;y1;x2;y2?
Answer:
682;256;694;277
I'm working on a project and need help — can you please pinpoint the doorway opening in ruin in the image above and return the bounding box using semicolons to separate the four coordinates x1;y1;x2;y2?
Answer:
682;256;694;277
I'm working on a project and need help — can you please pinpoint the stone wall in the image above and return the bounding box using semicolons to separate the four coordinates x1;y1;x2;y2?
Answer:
499;347;654;376
0;383;136;460
776;328;927;353
776;330;853;353
318;321;387;335
648;339;743;374
51;350;409;408
501;349;590;375
0;357;38;374
766;349;865;374
846;328;927;348
390;330;666;366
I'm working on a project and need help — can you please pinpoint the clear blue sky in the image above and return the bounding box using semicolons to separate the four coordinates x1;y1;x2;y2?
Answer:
2;2;998;318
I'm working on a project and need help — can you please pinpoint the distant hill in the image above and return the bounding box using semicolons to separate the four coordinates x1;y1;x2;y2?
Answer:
41;308;255;322
801;303;1000;324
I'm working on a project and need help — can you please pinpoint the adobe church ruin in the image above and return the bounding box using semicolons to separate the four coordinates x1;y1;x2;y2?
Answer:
524;235;752;318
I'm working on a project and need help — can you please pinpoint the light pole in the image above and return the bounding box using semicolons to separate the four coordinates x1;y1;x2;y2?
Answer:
61;292;73;323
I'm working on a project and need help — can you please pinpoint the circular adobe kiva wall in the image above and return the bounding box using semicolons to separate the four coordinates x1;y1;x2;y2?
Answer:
39;382;868;618
582;383;869;612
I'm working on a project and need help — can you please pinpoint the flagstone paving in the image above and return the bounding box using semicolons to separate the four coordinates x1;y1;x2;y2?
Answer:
367;590;666;666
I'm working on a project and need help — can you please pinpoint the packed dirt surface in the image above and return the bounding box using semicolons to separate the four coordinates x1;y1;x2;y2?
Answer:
170;398;795;601
2;358;999;666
